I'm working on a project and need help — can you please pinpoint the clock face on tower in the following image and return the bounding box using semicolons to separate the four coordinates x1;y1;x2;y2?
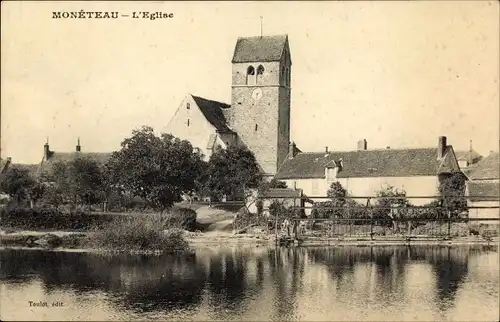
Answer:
251;88;263;101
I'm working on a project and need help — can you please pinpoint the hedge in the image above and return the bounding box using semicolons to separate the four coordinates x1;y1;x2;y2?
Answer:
0;206;199;232
0;207;115;230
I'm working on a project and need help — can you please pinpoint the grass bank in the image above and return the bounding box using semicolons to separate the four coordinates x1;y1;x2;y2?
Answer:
87;214;190;253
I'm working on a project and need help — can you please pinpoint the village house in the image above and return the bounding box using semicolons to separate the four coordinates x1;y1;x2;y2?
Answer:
275;136;462;213
1;157;39;183
37;139;111;181
465;152;500;224
455;141;483;176
247;187;305;217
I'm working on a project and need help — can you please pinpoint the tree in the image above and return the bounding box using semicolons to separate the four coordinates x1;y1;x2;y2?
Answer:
106;126;205;213
50;157;106;211
268;179;287;189
0;166;36;204
373;185;410;228
439;172;467;217
327;182;347;218
27;182;46;208
204;145;262;208
39;185;65;209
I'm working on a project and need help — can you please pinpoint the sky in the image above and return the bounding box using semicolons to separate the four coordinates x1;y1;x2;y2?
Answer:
1;1;499;164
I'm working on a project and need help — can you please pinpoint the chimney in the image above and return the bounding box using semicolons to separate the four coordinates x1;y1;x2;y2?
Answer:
357;139;367;151
76;137;81;152
325;146;328;153
437;136;447;159
288;142;296;159
44;138;50;161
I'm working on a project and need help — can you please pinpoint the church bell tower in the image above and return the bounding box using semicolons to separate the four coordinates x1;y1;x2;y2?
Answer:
228;34;292;176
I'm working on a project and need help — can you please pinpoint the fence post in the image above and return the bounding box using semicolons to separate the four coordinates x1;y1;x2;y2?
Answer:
441;196;450;238
368;198;373;240
274;213;278;246
447;208;451;238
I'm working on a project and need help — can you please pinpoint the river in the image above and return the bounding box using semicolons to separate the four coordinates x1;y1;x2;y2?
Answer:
1;245;498;321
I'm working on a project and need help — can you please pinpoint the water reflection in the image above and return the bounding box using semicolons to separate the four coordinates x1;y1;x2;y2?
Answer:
1;245;498;321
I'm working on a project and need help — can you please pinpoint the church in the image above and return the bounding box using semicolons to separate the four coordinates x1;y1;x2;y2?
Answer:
165;34;296;177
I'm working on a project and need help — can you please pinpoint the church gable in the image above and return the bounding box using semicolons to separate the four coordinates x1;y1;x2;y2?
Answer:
166;94;227;133
165;94;235;160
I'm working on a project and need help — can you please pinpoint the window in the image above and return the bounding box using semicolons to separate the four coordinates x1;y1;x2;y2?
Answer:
187;119;190;126
186;103;190;109
257;65;265;84
255;124;258;131
246;66;256;85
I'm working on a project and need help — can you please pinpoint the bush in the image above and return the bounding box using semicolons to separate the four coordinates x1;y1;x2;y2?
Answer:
88;215;190;253
412;222;470;237
164;207;197;231
233;207;267;231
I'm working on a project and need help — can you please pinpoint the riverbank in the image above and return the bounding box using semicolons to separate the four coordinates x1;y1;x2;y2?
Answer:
1;229;498;252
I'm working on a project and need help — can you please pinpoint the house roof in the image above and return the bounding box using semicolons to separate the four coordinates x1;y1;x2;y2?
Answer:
461;165;478;177
13;163;39;177
39;152;112;177
467;181;500;202
275;147;460;180
0;158;12;174
260;188;302;198
455;149;483;162
468;152;500;180
191;95;232;133
232;35;288;63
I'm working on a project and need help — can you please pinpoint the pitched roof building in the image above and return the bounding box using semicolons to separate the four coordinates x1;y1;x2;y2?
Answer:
455;141;483;176
38;139;111;179
465;152;500;202
465;152;500;223
275;136;462;208
467;152;499;181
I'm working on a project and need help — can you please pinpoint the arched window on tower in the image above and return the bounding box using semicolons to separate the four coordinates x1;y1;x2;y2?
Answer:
257;65;265;84
246;66;256;85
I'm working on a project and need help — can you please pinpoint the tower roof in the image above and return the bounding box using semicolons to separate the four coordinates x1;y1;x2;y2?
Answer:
232;35;289;63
